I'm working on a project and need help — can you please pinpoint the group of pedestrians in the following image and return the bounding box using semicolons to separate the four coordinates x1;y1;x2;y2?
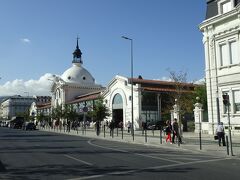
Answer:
165;118;182;144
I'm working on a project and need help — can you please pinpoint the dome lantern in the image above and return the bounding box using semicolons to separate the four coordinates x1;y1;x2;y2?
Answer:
72;37;83;64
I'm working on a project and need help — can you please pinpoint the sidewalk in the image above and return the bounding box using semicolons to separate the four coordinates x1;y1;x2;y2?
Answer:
40;127;240;158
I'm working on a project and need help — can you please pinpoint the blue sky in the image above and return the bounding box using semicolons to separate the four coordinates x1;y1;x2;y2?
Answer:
0;0;206;96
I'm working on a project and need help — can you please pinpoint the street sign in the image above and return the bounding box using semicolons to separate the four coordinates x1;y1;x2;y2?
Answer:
83;106;88;112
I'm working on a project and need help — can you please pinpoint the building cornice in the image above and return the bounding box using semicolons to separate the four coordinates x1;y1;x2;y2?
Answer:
199;7;240;31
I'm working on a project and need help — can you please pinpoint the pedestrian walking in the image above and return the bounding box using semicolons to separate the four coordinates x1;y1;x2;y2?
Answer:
172;118;182;144
165;120;172;143
127;121;131;133
118;121;123;131
109;120;114;136
216;122;226;146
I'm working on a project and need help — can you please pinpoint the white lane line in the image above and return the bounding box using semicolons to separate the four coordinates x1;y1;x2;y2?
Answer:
169;157;201;161
64;155;93;166
87;139;183;164
67;174;105;180
67;157;230;180
87;140;128;153
135;153;183;164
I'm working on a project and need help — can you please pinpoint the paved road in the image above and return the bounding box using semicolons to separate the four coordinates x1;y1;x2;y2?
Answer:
0;127;240;180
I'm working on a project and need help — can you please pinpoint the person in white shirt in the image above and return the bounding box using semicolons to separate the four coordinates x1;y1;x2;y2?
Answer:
216;122;226;146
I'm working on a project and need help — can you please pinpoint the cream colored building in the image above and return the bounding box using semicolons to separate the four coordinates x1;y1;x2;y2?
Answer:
199;0;240;134
49;39;103;109
36;39;195;130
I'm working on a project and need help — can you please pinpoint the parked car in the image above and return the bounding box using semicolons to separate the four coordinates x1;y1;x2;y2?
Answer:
147;121;165;130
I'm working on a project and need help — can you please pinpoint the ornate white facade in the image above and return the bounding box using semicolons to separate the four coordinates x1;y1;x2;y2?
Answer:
50;39;102;108
103;75;141;129
35;39;196;131
199;0;240;134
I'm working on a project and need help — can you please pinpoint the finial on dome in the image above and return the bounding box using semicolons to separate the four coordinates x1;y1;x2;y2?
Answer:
72;36;83;64
76;36;79;49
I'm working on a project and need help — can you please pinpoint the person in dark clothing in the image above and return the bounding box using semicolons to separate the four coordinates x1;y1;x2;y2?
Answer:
109;120;114;136
172;118;182;144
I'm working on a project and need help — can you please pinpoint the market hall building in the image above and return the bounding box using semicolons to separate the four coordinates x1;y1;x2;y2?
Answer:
36;39;195;130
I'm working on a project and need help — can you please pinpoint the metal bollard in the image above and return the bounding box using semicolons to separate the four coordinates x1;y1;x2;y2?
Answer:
145;129;147;143
226;135;229;156
160;129;162;144
178;136;180;147
121;128;123;139
104;125;106;138
199;131;202;150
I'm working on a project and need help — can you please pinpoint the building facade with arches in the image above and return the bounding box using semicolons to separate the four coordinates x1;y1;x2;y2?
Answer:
35;39;196;130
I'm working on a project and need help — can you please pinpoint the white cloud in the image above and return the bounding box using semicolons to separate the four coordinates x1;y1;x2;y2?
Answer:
153;77;173;82
155;76;205;84
20;38;31;44
0;73;55;96
194;78;205;84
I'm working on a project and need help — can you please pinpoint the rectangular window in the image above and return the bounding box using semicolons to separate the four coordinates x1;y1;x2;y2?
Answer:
229;41;238;64
220;44;228;66
222;1;232;14
233;90;240;113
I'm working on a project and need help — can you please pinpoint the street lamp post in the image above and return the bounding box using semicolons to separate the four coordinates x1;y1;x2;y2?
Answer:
122;36;134;141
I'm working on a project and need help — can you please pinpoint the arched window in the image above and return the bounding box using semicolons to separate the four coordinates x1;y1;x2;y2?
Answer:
112;93;123;109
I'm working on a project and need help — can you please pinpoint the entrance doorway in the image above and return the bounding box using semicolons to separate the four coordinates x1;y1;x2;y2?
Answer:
113;109;123;128
112;93;123;128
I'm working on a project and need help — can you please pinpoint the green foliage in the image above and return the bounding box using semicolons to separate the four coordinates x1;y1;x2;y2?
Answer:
63;104;78;122
36;113;45;122
89;98;110;122
51;104;63;121
168;69;195;115
194;84;207;110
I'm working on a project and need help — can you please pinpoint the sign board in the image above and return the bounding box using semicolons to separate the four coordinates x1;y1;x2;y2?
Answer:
83;106;88;112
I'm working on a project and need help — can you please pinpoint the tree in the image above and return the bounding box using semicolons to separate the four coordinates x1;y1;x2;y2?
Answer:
63;104;79;132
194;83;207;110
168;69;195;132
88;97;110;135
63;104;78;122
36;112;45;125
89;97;110;123
51;104;64;126
194;82;208;122
168;70;195;114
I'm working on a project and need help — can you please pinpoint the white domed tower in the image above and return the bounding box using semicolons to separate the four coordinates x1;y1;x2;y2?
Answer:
51;38;102;107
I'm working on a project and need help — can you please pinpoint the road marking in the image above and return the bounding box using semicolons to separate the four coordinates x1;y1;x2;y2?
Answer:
87;140;128;153
169;157;201;161
64;155;93;166
88;139;184;164
135;153;183;164
67;157;230;180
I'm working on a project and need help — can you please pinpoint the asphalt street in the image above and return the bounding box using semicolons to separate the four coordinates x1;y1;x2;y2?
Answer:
0;127;240;180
